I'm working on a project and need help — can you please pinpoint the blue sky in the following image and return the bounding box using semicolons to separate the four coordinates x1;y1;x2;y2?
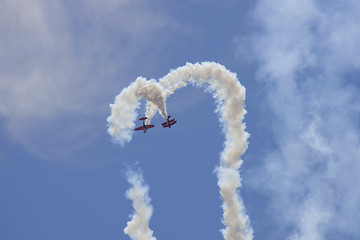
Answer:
1;0;360;240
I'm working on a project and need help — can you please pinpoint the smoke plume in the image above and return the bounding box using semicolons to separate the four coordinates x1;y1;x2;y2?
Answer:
107;78;168;145
108;62;253;240
124;170;157;240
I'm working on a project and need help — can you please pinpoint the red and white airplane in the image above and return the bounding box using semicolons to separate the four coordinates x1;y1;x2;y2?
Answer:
162;115;177;128
134;117;155;133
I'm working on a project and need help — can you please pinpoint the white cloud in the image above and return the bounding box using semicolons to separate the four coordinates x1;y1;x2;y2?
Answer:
75;0;171;42
240;0;360;238
0;0;183;162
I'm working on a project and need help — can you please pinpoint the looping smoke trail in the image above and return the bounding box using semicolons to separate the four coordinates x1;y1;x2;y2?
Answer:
107;77;168;145
108;62;253;240
124;170;157;240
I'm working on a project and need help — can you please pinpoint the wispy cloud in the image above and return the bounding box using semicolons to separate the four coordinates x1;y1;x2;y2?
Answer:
0;0;184;162
238;0;360;238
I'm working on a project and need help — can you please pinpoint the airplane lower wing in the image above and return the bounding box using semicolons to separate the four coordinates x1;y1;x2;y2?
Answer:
162;121;176;128
134;126;144;131
145;125;155;129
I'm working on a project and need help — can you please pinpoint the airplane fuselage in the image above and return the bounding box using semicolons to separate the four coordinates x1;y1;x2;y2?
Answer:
162;115;176;129
166;119;171;128
134;117;155;133
142;121;147;133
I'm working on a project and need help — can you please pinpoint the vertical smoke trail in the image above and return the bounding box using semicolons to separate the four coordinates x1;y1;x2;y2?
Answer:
107;62;253;240
156;62;253;240
124;170;157;240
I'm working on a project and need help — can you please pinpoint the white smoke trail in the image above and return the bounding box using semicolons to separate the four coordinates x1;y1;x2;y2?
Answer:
107;78;168;145
108;62;253;240
124;170;157;240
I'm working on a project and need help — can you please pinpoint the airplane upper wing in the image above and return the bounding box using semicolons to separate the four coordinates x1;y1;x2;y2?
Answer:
162;122;167;126
169;119;175;123
134;126;144;131
145;125;155;129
